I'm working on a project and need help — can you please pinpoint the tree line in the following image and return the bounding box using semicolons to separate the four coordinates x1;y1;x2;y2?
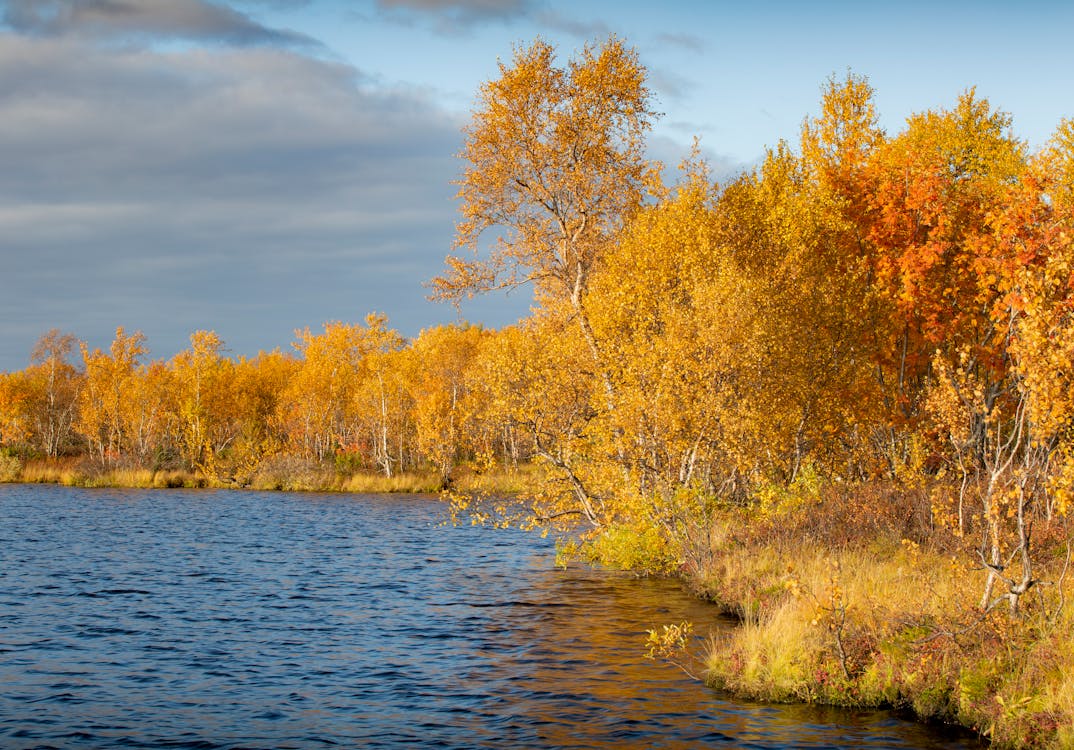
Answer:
0;317;529;485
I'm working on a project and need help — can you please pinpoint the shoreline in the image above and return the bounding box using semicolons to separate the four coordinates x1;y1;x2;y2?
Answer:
682;494;1067;750
1;468;1065;747
0;457;538;496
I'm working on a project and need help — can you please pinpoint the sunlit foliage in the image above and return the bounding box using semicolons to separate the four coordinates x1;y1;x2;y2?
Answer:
0;39;1071;630
2;37;1073;747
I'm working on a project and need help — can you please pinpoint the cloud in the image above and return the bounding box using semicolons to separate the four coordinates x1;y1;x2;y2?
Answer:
646;132;747;187
377;0;527;15
648;66;692;103
370;0;606;38
0;30;531;369
373;0;530;32
653;31;706;54
531;8;607;38
1;0;316;47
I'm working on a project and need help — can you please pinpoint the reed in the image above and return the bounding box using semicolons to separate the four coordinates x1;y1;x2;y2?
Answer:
3;454;549;499
84;468;156;488
152;470;200;488
18;460;86;486
337;471;438;494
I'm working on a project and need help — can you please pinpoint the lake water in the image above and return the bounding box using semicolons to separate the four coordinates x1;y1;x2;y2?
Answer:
0;484;982;748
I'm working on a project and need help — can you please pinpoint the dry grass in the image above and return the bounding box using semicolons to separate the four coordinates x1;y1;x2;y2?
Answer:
709;599;819;702
694;483;1074;748
150;470;208;489
339;471;442;494
83;468;156;488
6;455;545;498
14;460;212;489
19;459;86;486
453;463;547;496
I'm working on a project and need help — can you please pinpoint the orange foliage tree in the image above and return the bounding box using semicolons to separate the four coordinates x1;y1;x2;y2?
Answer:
866;92;1026;455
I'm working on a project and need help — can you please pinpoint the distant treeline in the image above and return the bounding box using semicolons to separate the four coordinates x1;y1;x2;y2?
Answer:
0;317;525;486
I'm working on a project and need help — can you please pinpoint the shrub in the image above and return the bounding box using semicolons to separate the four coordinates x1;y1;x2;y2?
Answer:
0;452;21;482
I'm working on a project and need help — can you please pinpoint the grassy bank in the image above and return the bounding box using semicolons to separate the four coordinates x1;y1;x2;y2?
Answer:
681;483;1074;749
0;455;540;498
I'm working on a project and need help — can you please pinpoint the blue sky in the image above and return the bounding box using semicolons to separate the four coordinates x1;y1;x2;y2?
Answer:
0;0;1071;370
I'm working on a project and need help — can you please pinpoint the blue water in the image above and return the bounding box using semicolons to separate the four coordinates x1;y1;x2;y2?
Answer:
0;484;982;748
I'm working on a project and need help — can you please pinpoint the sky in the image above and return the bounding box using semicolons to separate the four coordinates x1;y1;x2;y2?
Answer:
1;0;1072;371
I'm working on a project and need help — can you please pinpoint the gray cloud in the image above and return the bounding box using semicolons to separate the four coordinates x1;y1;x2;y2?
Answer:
376;0;528;19
373;0;529;33
372;0;605;38
648;65;692;103
1;0;316;47
232;0;313;8
532;8;606;38
653;32;706;55
646;133;746;187
0;30;529;369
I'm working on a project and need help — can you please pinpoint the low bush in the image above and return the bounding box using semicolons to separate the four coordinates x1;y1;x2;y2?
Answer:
0;452;21;482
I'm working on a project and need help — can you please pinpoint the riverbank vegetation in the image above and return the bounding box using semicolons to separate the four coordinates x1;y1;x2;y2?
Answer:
3;36;1074;747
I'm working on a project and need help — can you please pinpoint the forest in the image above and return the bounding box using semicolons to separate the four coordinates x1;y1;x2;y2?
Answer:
3;37;1074;748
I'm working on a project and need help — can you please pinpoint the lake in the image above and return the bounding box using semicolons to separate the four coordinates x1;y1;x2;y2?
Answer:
0;484;982;748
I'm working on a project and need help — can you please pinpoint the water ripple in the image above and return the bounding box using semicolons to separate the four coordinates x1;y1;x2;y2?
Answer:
0;484;982;749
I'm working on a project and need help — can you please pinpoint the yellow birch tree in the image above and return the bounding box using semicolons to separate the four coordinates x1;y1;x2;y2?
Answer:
77;327;148;465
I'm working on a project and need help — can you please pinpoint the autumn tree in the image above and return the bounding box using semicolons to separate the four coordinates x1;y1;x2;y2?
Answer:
285;321;370;461
800;72;884;228
459;315;607;528
226;350;297;482
77;327;148;465
0;369;33;450
793;74;894;475
579;161;741;568
431;36;658;402
701;133;883;488
929;118;1074;614
127;360;171;464
867;91;1026;459
168;330;234;475
408;323;489;484
27;329;82;457
430;36;662;524
1010;119;1074;468
461;325;537;470
351;315;409;477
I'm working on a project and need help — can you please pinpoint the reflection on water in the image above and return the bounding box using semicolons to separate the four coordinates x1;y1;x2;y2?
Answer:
0;484;982;748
